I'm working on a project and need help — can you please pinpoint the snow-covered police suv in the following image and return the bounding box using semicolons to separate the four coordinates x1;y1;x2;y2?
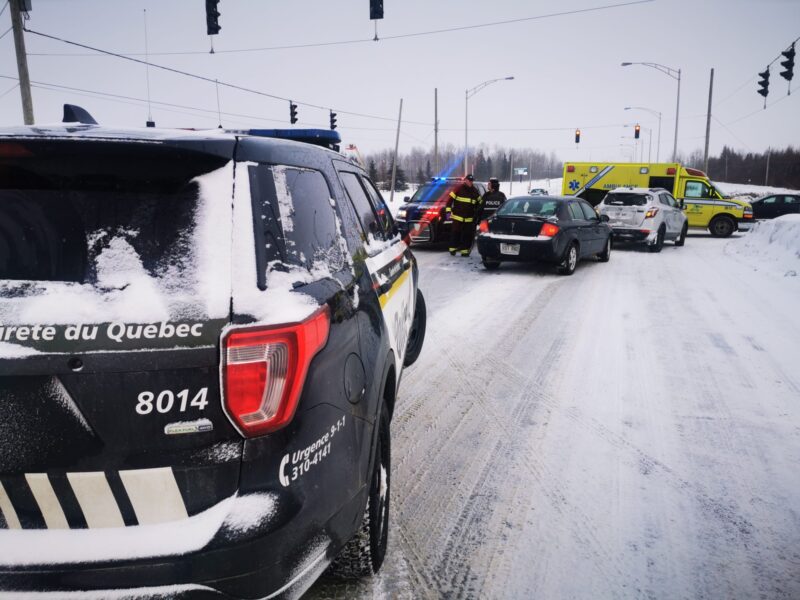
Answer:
0;106;426;599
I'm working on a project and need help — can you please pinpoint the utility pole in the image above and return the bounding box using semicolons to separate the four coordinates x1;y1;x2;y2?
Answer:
389;98;403;204
10;0;34;124
703;68;714;173
764;147;770;186
508;151;513;196
434;88;439;174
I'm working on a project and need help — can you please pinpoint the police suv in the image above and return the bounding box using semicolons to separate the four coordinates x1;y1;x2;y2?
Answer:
0;106;426;599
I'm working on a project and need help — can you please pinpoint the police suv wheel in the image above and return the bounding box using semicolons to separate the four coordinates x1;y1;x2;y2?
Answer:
329;405;391;579
403;289;427;367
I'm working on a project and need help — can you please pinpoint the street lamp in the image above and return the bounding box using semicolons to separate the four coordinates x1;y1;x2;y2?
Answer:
621;62;681;162
465;76;514;175
625;106;662;162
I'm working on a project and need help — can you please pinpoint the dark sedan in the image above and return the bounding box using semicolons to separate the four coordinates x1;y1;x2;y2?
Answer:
476;195;612;275
751;194;800;220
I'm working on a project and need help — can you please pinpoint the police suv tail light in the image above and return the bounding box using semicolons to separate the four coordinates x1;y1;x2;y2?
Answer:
645;208;659;219
222;306;330;437
540;223;560;237
479;219;489;233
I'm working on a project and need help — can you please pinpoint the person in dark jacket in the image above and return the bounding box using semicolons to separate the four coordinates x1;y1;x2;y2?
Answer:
479;177;506;220
447;174;482;256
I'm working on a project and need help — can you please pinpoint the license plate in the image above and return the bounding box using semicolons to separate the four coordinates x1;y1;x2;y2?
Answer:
500;243;520;255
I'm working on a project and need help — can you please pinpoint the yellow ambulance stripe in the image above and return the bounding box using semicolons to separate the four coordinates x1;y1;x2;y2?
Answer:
379;269;410;309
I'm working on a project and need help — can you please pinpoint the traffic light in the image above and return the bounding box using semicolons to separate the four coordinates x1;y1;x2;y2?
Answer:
634;124;641;139
205;0;221;35
575;129;581;144
780;43;795;82
329;110;337;130
370;0;384;20
757;68;770;98
289;102;298;125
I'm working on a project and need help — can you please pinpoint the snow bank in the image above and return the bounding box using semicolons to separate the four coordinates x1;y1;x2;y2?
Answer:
726;214;800;277
715;180;800;200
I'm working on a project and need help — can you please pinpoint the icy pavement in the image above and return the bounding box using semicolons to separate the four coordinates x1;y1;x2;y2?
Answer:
306;232;800;600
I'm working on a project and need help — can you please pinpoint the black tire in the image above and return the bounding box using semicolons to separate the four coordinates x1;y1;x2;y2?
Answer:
403;289;426;367
558;242;578;275
482;258;500;270
675;222;688;246
709;215;735;238
648;227;665;253
329;405;391;579
598;235;611;262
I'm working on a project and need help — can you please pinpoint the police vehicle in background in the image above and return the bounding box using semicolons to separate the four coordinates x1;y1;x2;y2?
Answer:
396;177;487;244
0;106;426;599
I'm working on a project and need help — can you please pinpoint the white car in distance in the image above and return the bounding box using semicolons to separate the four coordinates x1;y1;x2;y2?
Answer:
597;187;688;252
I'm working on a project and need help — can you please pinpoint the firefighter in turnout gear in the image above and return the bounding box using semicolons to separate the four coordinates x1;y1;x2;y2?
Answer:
448;174;482;256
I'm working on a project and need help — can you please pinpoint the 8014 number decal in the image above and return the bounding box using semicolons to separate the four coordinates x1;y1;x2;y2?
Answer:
136;388;209;415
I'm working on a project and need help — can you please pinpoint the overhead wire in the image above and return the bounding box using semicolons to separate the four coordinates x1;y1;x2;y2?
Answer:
27;0;655;57
22;27;435;126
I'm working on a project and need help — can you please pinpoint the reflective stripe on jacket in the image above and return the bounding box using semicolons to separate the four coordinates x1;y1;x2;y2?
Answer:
448;183;482;221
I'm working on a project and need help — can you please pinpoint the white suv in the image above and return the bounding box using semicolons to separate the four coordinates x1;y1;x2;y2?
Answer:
597;187;688;252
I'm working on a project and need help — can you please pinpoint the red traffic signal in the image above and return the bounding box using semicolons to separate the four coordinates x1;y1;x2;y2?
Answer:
634;124;641;139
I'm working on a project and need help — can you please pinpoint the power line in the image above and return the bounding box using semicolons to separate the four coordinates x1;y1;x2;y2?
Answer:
0;26;12;42
0;82;18;99
22;27;435;126
27;0;655;57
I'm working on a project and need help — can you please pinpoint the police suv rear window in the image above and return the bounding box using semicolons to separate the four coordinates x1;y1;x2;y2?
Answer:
250;165;346;290
605;193;650;206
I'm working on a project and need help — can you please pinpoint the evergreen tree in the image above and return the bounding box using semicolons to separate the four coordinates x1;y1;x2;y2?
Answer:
368;159;379;182
425;159;433;180
415;168;425;184
394;165;409;191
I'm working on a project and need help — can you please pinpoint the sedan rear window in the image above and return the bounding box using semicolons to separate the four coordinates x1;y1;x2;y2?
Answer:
605;193;650;206
496;197;559;217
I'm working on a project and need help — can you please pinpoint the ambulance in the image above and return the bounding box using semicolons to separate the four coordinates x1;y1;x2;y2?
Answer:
561;162;753;237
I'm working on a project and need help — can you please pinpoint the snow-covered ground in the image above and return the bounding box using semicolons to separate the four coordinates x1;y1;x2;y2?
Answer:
307;230;800;599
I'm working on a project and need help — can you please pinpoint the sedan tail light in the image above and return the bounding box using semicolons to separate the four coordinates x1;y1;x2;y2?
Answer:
645;208;659;219
222;306;330;437
479;219;489;233
540;223;560;237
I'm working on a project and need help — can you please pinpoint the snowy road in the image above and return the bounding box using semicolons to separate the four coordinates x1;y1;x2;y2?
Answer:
306;233;800;600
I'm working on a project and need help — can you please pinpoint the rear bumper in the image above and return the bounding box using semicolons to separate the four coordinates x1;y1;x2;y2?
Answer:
397;219;451;243
476;234;562;263
609;228;651;243
737;219;753;232
0;486;366;599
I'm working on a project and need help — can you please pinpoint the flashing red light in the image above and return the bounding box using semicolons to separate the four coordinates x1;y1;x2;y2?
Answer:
424;209;440;220
566;165;576;173
222;306;330;437
666;167;677;175
541;223;560;237
479;220;489;233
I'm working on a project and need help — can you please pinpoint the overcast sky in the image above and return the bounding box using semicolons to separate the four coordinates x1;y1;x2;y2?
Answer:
1;0;798;164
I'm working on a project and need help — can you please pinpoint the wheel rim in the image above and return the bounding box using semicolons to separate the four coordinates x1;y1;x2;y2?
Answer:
606;238;611;255
568;246;577;270
714;219;731;236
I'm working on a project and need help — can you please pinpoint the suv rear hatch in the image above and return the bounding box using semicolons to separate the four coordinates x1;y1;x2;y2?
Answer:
0;136;244;553
601;192;650;227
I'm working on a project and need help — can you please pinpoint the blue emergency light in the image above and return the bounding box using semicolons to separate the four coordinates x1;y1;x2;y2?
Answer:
246;128;341;150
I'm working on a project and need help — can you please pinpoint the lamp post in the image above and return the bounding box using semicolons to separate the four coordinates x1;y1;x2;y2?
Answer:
465;76;514;175
625;106;662;162
621;62;680;162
